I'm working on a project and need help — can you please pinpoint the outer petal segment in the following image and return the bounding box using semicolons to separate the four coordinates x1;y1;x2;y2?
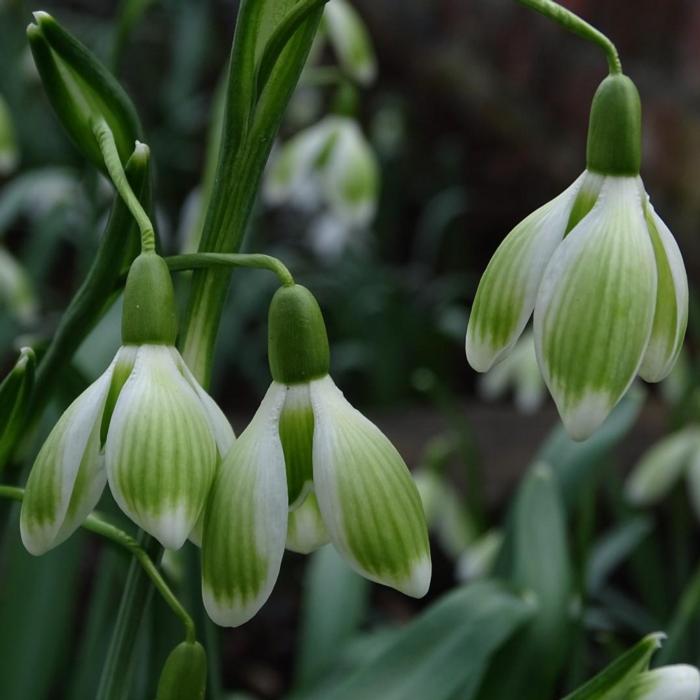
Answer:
20;357;114;554
466;173;584;372
202;383;288;627
310;376;431;597
105;345;217;549
638;200;688;382
534;177;657;440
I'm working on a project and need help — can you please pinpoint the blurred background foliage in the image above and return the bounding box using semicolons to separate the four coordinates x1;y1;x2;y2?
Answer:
2;0;700;698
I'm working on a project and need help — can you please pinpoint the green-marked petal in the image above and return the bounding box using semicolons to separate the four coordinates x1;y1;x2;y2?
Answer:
20;358;114;554
175;348;235;457
324;0;377;85
310;376;431;597
630;665;700;700
105;345;217;549
202;383;288;627
286;491;330;554
324;117;378;227
625;428;700;506
279;383;314;508
264;119;336;209
466;173;585;372
638;200;688;382
534;176;657;440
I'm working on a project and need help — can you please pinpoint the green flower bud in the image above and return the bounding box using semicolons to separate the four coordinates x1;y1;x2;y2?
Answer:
155;641;207;700
121;253;179;346
586;74;642;176
0;347;35;468
268;284;330;385
27;12;142;172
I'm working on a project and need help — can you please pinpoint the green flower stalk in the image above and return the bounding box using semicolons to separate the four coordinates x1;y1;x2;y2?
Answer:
0;95;19;175
20;253;234;554
466;73;688;440
202;284;430;626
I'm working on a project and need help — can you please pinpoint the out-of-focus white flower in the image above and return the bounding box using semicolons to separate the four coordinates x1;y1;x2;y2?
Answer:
264;116;380;246
630;665;700;700
323;0;377;86
478;330;544;414
455;530;503;582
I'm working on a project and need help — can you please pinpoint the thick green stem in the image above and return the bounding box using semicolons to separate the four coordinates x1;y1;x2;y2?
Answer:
166;253;295;287
92;119;155;252
516;0;622;74
0;486;195;644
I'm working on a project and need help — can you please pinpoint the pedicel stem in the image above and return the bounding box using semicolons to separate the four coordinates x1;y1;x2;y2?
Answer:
166;253;295;287
92;118;156;253
516;0;622;75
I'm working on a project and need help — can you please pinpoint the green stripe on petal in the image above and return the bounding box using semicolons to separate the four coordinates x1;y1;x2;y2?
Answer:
625;428;700;506
466;173;585;372
20;358;114;555
202;383;288;627
310;376;431;597
105;345;217;549
534;176;657;440
638;200;688;382
279;383;314;507
286;491;330;554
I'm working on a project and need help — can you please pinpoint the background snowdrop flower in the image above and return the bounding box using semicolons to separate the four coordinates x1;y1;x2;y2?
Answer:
466;74;688;441
264;115;379;230
625;427;700;519
21;252;234;554
202;284;430;626
630;665;700;700
478;330;544;414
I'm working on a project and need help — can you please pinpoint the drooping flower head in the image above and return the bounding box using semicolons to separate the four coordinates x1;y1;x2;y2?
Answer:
466;74;688;440
21;252;234;554
202;283;430;626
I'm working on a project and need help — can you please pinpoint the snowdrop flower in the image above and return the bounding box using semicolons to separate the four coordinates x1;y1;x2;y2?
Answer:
202;284;430;626
466;74;688;440
264;115;379;231
625;427;700;519
630;665;700;700
0;246;37;324
21;253;234;554
323;0;377;86
478;330;544;414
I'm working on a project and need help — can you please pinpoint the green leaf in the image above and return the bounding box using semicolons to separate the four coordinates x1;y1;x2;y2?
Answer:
292;580;534;700
562;633;664;700
586;516;653;595
477;463;573;700
294;546;370;688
